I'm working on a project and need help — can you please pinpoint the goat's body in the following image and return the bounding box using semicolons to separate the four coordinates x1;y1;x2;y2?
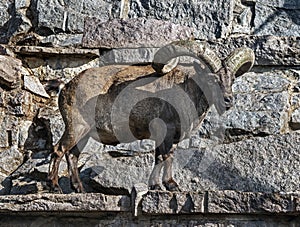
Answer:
47;42;255;193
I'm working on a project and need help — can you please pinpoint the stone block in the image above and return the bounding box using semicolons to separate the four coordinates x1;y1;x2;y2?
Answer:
23;55;100;82
290;108;300;131
6;90;33;116
80;151;154;194
36;0;121;34
207;190;250;213
24;75;50;98
0;193;131;212
0;114;19;148
225;110;288;135
0;146;23;176
207;191;293;213
39;34;83;47
0;0;13;43
224;70;293;135
100;48;159;65
142;191;205;214
0;55;22;89
254;0;300;36
207;36;300;66
82;18;194;48
172;133;300;193
248;192;293;213
128;0;234;39
232;71;292;93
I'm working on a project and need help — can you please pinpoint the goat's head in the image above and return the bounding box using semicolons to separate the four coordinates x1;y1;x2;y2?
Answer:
215;47;255;109
152;41;255;112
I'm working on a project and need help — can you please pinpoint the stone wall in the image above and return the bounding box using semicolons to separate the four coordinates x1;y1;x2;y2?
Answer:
0;0;299;225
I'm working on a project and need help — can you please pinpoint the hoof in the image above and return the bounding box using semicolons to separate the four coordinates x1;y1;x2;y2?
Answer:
47;179;63;193
49;184;63;194
74;185;86;193
149;184;163;191
163;179;180;192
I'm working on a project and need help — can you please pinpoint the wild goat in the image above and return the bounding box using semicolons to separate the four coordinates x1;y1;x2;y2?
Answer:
48;41;255;193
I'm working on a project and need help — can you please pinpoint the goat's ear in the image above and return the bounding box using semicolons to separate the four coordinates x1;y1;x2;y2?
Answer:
224;47;255;77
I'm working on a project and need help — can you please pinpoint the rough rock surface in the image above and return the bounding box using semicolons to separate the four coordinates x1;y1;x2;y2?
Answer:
254;0;300;36
142;190;300;214
35;0;121;34
82;18;194;48
207;36;300;66
127;0;235;40
0;0;299;224
0;193;131;211
173;133;300;193
0;55;22;89
224;70;295;135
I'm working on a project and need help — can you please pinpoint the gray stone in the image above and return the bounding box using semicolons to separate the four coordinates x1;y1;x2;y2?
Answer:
131;183;148;216
82;18;194;48
207;190;250;213
0;55;22;89
207;191;293;213
224;70;293;135
254;0;300;36
80;151;154;194
22;55;100;83
128;0;234;40
224;110;288;134
12;46;100;57
0;88;4;107
0;146;23;176
232;0;253;35
6;90;33;116
38;107;65;145
0;0;13;43
232;71;292;93
63;132;300;194
142;191;205;214
248;192;293;213
40;34;83;47
100;48;159;66
291;108;300;122
24;75;50;98
207;36;300;66
0;193;131;211
36;0;121;34
172;133;300;193
17;120;32;148
0;114;19;148
290;108;300;130
0;45;15;57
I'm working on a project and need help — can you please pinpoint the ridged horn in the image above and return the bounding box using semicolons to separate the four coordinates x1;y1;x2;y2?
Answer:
152;40;222;74
224;47;255;77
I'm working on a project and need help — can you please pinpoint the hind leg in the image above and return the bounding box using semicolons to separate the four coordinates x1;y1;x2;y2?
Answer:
48;144;64;193
65;134;90;193
48;120;91;193
162;146;179;191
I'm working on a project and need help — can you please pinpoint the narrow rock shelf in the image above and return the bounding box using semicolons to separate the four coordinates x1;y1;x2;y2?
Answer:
0;190;298;215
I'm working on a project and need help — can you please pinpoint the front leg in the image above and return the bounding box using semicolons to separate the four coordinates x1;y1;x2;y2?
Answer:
148;127;180;192
162;149;179;192
148;151;164;190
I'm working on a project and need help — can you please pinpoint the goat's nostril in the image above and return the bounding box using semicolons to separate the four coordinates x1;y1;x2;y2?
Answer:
224;96;233;109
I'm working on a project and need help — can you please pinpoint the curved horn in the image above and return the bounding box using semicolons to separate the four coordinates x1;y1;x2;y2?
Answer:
152;40;222;74
224;47;255;77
